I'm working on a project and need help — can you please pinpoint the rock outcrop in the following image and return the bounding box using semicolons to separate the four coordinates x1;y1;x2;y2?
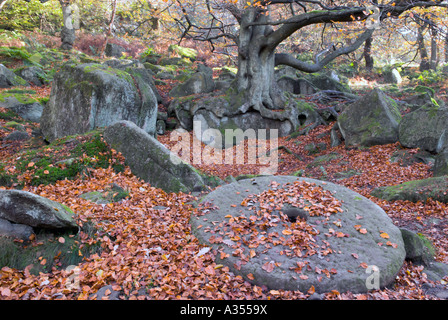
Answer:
40;62;158;142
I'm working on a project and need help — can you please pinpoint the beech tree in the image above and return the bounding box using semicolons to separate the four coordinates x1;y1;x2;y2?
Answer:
173;0;447;113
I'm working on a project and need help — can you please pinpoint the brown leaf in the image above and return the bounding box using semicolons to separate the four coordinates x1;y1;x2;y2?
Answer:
262;261;275;273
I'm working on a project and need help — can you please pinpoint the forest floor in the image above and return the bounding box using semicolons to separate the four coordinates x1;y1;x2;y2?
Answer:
1;83;448;301
0;54;448;299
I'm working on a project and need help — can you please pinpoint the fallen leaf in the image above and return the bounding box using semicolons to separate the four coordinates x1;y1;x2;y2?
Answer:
262;261;275;273
308;285;315;294
380;232;390;239
204;265;215;275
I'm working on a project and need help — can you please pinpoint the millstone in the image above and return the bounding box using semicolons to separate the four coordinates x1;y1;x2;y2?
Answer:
190;176;405;294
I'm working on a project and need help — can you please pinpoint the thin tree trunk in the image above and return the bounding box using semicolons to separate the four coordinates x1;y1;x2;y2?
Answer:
430;24;438;70
445;31;448;63
59;0;75;50
100;0;117;58
364;34;374;72
418;23;430;71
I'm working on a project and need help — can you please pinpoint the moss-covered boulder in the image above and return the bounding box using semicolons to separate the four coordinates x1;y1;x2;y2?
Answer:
103;120;206;193
40;63;158;142
169;72;215;98
0;189;78;230
0;92;43;123
400;228;435;266
168;44;198;61
14;66;47;87
0;64;29;88
338;88;401;147
305;72;351;93
434;149;448;177
371;176;448;203
398;104;448;153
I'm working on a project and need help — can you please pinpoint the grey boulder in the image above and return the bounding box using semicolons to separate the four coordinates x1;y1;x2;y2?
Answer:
399;105;448;153
40;62;158;142
0;189;78;230
338;88;402;147
191;176;406;294
0;64;29;88
103;120;205;193
0;93;43;123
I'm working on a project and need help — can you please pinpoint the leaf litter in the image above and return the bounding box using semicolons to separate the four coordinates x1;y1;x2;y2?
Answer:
0;117;447;300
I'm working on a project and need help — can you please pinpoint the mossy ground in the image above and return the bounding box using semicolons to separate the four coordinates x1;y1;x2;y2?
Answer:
0;129;126;188
0;221;101;275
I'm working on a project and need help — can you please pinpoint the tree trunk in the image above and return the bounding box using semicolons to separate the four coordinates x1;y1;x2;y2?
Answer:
445;31;448;64
233;9;284;113
418;23;430;71
60;0;75;50
364;34;374;72
100;0;117;59
430;24;438;70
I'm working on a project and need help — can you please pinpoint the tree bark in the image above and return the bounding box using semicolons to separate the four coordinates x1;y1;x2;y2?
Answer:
418;23;430;71
100;0;117;58
430;24;438;70
364;34;374;72
59;0;75;50
234;8;283;112
445;31;448;64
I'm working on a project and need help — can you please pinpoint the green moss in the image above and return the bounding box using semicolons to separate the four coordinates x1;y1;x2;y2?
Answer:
10;130;125;187
0;92;38;105
0;221;101;275
414;85;435;97
82;63;133;82
417;233;436;258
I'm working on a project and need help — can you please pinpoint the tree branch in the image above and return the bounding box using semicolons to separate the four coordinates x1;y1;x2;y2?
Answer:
274;28;375;73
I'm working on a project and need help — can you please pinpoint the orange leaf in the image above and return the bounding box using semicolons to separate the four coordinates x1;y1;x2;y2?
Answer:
262;261;275;273
380;232;389;239
204;265;215;275
359;262;368;269
58;237;65;244
247;273;255;280
27;162;35;168
249;249;256;258
0;287;11;297
359;228;367;234
282;229;292;235
308;285;315;295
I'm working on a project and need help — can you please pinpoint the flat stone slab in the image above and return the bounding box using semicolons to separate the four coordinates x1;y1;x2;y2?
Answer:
191;176;405;294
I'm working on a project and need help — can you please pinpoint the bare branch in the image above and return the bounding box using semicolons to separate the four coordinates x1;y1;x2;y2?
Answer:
274;28;375;73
